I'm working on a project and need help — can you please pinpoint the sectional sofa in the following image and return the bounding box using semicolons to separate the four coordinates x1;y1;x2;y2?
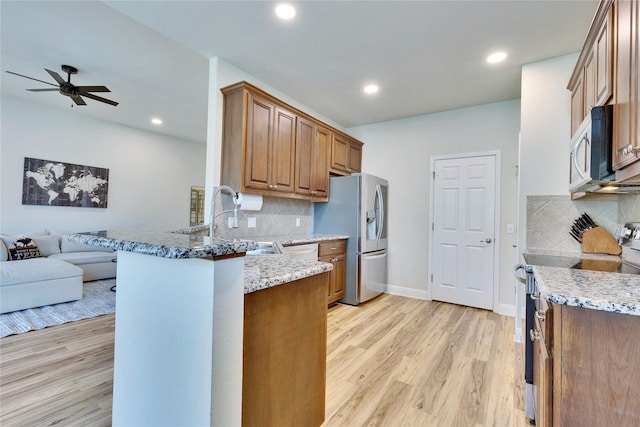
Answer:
0;230;116;314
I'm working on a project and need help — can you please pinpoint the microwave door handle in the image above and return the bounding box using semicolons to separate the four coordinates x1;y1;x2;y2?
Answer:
572;133;589;179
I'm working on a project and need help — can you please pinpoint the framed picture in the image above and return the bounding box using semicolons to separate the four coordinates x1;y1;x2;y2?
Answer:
22;157;109;208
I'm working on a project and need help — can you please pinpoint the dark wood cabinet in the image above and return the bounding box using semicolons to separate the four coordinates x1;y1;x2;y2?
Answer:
330;133;363;176
222;81;364;201
613;0;640;171
318;239;346;306
243;272;329;427
294;118;329;201
243;93;295;194
532;300;640;426
569;0;613;137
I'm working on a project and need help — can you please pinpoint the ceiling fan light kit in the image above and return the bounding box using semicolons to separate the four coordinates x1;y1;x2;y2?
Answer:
5;64;118;107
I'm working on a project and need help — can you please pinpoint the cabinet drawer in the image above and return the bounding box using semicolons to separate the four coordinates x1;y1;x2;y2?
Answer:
318;240;346;257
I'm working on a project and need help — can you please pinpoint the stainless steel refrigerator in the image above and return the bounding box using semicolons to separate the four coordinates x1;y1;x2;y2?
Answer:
314;173;388;305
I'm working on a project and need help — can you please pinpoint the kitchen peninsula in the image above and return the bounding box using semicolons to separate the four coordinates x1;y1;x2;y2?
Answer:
528;260;640;426
70;228;332;427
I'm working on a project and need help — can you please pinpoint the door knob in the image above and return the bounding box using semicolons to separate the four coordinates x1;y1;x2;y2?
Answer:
481;238;493;244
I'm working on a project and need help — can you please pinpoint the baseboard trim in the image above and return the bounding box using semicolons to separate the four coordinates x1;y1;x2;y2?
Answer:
385;285;430;301
495;303;516;317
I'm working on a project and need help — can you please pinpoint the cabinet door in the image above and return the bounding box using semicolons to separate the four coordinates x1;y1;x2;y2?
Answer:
332;253;346;300
585;49;596;113
312;124;330;199
245;93;274;191
595;5;613;105
331;133;350;173
570;72;585;137
347;139;362;173
613;0;639;170
294;116;315;197
533;319;553;427
271;106;296;193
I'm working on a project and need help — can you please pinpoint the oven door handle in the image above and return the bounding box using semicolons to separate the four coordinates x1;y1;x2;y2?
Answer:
514;264;526;284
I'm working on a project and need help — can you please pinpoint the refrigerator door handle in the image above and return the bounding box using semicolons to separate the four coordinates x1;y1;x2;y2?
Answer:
375;184;384;242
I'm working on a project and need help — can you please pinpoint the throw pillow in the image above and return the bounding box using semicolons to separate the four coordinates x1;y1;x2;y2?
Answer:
33;235;62;257
2;236;43;261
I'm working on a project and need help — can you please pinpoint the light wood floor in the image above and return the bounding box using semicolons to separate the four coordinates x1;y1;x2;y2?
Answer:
0;293;527;426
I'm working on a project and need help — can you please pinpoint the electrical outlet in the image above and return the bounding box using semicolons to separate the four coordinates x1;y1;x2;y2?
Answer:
507;223;515;234
248;217;256;228
296;217;301;227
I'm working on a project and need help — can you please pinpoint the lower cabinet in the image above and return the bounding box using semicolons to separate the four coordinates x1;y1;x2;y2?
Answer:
318;239;346;306
242;272;329;427
536;302;640;426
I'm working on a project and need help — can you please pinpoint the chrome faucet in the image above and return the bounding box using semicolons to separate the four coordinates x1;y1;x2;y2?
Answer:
210;185;238;238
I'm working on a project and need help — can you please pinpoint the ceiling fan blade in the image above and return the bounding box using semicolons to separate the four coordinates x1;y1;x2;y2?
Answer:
45;68;66;85
81;92;118;106
76;85;111;93
27;88;60;92
71;95;87;106
5;70;58;87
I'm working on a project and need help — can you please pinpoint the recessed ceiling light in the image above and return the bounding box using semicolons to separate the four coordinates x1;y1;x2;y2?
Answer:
486;51;507;64
364;84;379;95
151;118;163;125
275;4;296;20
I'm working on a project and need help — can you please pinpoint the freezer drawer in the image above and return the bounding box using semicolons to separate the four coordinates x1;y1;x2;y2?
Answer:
359;250;387;303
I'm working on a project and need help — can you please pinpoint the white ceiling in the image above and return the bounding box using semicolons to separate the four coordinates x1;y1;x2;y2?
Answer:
1;0;598;144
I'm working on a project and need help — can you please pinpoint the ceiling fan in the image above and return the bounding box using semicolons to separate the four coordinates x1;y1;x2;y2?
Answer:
6;64;118;106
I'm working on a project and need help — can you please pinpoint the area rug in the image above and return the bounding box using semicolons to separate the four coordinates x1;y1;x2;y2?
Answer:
0;278;116;338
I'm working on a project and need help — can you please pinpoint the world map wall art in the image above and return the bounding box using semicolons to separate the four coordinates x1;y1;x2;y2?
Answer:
22;157;109;208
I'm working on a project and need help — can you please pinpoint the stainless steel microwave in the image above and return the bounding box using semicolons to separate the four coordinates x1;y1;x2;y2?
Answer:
569;105;614;193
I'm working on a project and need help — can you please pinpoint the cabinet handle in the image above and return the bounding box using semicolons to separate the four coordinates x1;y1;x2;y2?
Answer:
529;329;540;342
535;311;546;321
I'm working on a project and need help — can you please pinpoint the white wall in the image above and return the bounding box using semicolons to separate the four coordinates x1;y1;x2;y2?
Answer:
518;53;578;253
0;95;206;234
347;100;521;313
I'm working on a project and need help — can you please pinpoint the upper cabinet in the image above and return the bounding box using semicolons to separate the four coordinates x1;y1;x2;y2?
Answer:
568;0;613;136
221;81;364;202
612;0;640;173
244;92;296;194
330;133;363;175
569;0;640;182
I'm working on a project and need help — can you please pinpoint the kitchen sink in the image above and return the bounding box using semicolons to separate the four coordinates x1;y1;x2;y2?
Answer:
246;242;281;256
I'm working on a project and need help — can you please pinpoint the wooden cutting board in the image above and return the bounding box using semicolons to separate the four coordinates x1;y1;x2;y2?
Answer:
581;227;622;255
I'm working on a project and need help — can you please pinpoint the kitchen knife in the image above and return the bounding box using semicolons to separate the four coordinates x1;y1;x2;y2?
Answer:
569;230;582;243
583;212;598;228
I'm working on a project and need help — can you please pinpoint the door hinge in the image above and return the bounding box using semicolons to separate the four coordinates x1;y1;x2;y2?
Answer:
432;223;434;231
431;273;433;282
432;171;435;179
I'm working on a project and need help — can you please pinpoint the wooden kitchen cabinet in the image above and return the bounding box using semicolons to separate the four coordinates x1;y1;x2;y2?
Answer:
568;0;613;137
532;297;553;427
221;81;364;201
318;239;346;306
294;117;329;201
330;132;362;175
243;272;329;427
613;0;640;171
534;301;640;426
243;92;296;194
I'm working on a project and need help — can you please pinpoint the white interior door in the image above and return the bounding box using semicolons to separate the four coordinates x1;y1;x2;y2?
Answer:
431;154;497;310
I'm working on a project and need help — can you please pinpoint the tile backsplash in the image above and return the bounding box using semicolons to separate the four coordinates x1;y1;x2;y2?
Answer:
526;194;625;252
215;195;312;239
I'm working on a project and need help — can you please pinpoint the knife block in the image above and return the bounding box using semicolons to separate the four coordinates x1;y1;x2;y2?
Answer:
581;227;622;255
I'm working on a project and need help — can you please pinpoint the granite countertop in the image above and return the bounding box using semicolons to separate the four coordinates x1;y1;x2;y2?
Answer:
246;233;348;247
532;265;640;316
243;254;333;294
68;227;258;259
